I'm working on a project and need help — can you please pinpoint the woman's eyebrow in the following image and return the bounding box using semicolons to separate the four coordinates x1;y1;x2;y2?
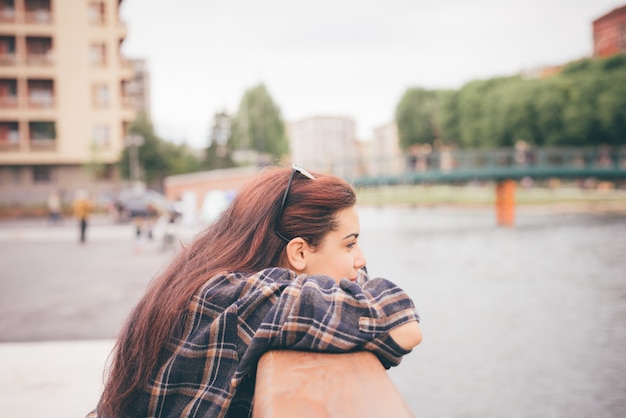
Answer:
342;233;359;240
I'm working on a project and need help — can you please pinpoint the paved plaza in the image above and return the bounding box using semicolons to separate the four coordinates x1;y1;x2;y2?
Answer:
0;215;203;418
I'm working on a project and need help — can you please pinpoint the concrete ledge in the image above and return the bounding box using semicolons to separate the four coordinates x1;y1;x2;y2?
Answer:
253;350;415;418
0;340;114;418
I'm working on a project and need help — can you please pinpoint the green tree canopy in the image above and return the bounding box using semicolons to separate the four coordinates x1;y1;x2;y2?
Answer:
203;111;236;170
395;88;440;149
230;84;288;161
396;55;626;149
119;114;201;187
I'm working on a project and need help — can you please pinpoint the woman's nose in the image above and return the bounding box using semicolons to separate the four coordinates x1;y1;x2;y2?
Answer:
354;247;367;269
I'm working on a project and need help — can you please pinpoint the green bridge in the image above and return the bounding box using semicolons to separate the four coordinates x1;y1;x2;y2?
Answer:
348;146;626;186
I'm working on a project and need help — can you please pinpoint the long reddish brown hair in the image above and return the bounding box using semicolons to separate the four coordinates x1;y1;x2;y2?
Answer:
99;166;356;417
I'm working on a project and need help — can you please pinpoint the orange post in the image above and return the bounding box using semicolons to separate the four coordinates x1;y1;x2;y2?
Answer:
496;180;516;226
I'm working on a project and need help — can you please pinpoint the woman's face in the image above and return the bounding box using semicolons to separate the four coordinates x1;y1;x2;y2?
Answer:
303;205;367;283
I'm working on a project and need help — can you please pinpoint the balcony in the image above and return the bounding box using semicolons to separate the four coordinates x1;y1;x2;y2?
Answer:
28;79;54;108
25;0;51;24
0;121;19;151
25;9;51;24
89;44;107;67
0;53;16;66
0;2;15;23
30;138;55;150
25;52;53;66
0;94;17;108
0;78;18;107
28;121;56;150
0;141;20;151
26;37;54;66
0;35;16;66
28;94;53;108
88;1;105;25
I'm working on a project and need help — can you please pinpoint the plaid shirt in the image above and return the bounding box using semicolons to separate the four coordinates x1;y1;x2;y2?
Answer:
90;267;419;418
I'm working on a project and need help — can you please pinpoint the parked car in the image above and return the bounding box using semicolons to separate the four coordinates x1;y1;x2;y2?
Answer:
114;189;172;222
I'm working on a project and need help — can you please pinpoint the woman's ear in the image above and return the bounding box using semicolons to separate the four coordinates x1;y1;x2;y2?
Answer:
284;237;309;272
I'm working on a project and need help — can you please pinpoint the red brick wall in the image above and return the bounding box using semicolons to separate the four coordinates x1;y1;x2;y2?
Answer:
593;6;626;57
164;167;259;211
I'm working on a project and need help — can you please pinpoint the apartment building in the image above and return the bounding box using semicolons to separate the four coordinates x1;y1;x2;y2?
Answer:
368;121;404;176
287;115;361;179
0;0;140;207
593;4;626;57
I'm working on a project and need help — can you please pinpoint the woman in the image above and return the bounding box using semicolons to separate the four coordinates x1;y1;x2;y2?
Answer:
92;165;421;418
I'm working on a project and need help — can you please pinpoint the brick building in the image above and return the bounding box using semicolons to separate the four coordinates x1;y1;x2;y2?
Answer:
593;4;626;57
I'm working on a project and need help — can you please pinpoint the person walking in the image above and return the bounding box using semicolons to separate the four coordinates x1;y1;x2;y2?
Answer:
73;189;93;244
47;190;62;224
88;165;422;417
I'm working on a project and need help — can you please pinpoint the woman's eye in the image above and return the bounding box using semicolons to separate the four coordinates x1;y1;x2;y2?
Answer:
347;242;357;249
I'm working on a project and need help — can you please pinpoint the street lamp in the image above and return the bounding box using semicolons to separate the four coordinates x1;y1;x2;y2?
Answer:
124;134;144;184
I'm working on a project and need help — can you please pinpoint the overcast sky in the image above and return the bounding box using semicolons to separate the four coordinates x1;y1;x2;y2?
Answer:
119;0;622;148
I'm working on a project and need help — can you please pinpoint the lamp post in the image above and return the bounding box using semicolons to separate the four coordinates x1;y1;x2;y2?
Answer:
124;134;144;184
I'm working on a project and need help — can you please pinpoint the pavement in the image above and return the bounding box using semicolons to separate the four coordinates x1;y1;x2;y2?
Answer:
0;214;204;418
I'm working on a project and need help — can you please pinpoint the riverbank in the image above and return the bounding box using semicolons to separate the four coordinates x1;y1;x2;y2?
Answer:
355;184;626;213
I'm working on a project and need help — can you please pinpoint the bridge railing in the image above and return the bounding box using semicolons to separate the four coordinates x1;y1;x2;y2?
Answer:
300;146;626;185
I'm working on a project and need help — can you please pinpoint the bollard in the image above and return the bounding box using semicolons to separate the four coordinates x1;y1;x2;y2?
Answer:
496;180;515;226
253;350;415;418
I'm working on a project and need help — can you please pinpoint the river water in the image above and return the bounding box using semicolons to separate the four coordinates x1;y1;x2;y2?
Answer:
356;206;626;418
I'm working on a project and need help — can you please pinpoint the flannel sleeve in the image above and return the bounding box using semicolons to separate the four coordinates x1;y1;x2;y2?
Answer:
243;269;420;369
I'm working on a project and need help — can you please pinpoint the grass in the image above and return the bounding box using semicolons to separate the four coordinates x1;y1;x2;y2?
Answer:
355;183;626;209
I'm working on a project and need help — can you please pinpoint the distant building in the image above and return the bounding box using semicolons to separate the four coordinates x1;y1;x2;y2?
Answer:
593;4;626;57
520;64;563;80
287;115;360;179
367;121;403;176
0;0;144;207
126;58;151;119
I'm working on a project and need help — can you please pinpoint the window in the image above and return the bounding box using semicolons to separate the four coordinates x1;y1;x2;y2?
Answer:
28;79;54;108
88;1;105;25
11;166;22;184
26;36;53;65
0;35;16;65
29;121;55;139
25;0;51;23
92;124;110;148
92;83;109;107
0;78;17;107
89;43;106;66
0;1;16;23
33;165;53;183
0;121;19;146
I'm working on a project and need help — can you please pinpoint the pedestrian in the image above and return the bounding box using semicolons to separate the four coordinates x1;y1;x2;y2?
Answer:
88;165;422;418
72;189;93;244
160;207;181;251
47;190;62;224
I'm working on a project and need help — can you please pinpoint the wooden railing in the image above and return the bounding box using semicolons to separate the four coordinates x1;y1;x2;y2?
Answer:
253;350;415;418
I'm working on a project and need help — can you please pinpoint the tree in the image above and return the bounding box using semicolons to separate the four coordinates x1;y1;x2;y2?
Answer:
230;84;288;163
204;111;235;170
395;88;439;150
438;90;461;146
119;113;202;188
397;54;626;149
162;141;203;175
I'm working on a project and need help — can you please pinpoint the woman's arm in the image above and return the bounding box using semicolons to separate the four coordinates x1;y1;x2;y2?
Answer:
388;320;422;350
244;269;420;368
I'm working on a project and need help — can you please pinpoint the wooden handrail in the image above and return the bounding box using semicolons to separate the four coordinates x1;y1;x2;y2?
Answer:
253;350;415;418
